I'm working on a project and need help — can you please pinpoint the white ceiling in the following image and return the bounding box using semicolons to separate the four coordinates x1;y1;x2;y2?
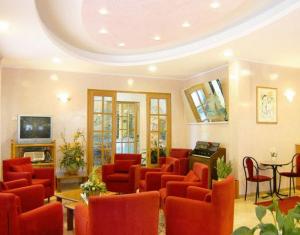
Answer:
1;0;300;80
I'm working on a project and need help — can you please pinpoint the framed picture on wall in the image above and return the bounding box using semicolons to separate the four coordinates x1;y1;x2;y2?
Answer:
256;86;277;124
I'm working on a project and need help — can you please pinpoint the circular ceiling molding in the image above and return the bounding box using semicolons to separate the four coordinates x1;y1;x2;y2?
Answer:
34;0;300;65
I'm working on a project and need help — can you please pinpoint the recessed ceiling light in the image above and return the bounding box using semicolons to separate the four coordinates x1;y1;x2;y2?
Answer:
127;79;134;86
148;65;157;72
52;57;62;64
241;69;251;76
223;49;234;58
153;35;161;41
210;1;221;9
182;21;191;28
50;74;59;81
0;20;10;32
98;8;109;15
270;73;279;80
98;27;108;34
118;42;125;47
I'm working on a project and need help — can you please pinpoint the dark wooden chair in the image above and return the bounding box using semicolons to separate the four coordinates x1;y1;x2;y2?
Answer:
243;156;272;203
278;153;300;196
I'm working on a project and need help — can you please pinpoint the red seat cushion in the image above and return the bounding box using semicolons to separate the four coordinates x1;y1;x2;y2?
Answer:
114;160;135;173
184;171;199;182
249;175;271;182
279;172;300;177
161;164;173;172
106;173;129;182
139;180;146;191
32;178;51;187
11;164;33;174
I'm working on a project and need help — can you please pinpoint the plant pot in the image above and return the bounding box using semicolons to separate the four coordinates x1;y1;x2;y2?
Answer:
88;190;100;197
65;165;79;175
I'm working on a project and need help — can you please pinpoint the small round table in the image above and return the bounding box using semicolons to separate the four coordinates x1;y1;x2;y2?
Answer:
261;160;289;199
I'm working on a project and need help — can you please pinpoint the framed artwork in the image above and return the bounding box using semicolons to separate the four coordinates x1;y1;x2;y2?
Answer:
256;86;277;124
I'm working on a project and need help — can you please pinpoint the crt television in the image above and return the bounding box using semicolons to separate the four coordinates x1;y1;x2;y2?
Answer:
17;115;52;143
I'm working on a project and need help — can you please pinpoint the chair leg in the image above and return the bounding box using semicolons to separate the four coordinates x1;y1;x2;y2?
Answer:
244;181;248;201
278;175;282;193
289;177;292;197
269;180;272;195
257;182;260;198
255;182;259;204
292;178;296;194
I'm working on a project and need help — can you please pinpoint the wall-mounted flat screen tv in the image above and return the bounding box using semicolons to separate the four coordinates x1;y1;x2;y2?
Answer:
17;115;52;143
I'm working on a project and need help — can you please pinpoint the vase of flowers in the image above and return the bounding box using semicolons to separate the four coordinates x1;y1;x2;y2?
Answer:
59;130;85;175
81;167;107;198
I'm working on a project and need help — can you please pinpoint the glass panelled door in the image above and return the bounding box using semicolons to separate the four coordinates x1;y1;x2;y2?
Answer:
147;93;171;166
87;90;116;172
116;102;139;154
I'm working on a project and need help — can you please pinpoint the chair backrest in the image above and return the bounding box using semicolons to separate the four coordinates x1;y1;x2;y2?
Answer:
191;162;209;187
0;193;20;235
165;157;180;174
169;148;191;159
114;154;141;164
243;156;258;180
3;158;32;181
88;191;159;235
292;153;300;174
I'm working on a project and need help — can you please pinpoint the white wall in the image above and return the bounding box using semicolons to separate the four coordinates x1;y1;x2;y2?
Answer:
0;59;2;180
1;68;186;165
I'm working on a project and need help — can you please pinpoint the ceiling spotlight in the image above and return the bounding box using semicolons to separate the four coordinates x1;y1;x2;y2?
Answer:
118;42;125;47
57;93;71;103
52;57;62;64
153;35;161;41
127;79;134;86
223;49;234;58
241;69;251;76
0;20;10;32
210;1;221;9
148;65;157;72
98;8;109;15
98;27;108;34
284;89;296;102
50;74;59;81
182;21;191;28
270;73;279;80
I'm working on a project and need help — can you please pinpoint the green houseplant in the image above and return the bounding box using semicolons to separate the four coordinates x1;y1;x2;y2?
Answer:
216;157;232;180
80;167;107;197
233;199;300;235
59;130;85;175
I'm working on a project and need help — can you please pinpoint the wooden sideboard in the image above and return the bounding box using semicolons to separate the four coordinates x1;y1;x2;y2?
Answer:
189;147;226;189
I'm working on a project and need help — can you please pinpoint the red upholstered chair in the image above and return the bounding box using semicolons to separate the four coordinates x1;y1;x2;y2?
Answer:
75;191;160;235
278;153;300;196
165;176;235;235
0;192;63;235
102;154;141;193
3;157;55;200
159;148;191;175
159;162;208;209
139;157;180;192
243;156;272;203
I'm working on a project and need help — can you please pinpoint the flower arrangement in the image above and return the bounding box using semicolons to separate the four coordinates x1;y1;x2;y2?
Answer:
59;130;85;174
80;167;107;197
216;157;232;180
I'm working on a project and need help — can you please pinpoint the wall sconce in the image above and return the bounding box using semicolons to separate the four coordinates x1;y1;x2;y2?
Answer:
57;93;71;103
284;89;295;102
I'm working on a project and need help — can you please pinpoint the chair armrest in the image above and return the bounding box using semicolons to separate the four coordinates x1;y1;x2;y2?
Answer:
159;157;166;166
20;202;63;235
161;175;185;188
129;165;141;192
187;186;211;201
145;172;169;191
2;179;29;190
4;184;45;212
140;168;161;179
166;182;202;198
6;172;32;184
102;164;115;182
75;203;89;235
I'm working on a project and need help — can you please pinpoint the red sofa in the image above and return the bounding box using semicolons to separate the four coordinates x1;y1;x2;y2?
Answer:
159;162;208;209
165;176;235;235
139;157;180;192
75;191;160;235
160;148;191;175
102;154;141;193
3;157;55;200
0;186;63;235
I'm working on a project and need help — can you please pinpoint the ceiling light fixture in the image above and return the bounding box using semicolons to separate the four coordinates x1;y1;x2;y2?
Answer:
284;89;296;102
118;42;125;47
153;35;161;41
57;93;71;103
210;1;221;9
98;27;108;34
50;74;59;81
148;65;157;72
127;79;134;86
223;49;234;58
0;20;10;33
98;8;109;15
182;21;191;28
52;57;62;64
269;73;279;80
241;69;251;76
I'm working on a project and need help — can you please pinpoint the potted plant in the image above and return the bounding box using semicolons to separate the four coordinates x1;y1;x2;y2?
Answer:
233;199;300;235
59;130;85;175
216;156;232;180
80;167;107;198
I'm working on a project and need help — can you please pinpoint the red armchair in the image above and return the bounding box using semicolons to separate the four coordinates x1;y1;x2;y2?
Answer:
160;148;191;175
159;162;208;209
139;157;180;192
75;191;160;235
165;176;235;235
3;157;55;200
0;192;63;235
102;154;141;193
